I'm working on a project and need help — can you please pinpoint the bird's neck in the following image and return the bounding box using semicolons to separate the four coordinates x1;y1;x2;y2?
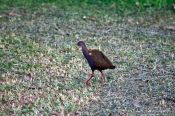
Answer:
81;45;94;68
81;45;88;55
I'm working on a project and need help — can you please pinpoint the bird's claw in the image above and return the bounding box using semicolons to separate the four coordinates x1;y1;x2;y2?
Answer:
85;81;91;86
100;80;104;84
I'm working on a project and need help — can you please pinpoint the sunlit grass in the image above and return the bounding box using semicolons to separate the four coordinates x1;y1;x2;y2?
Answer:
0;34;100;115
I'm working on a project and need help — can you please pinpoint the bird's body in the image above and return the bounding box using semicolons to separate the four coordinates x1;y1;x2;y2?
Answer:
86;49;115;71
77;41;115;85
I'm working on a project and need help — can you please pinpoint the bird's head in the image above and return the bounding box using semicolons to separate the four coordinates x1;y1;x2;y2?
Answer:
77;41;85;47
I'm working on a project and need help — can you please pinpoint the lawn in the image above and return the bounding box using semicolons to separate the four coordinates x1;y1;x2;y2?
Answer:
0;0;175;115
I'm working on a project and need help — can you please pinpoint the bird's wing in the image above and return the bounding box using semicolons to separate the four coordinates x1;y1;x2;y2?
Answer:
88;49;114;69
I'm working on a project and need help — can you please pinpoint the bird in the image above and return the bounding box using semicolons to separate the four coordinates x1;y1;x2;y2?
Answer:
77;41;115;85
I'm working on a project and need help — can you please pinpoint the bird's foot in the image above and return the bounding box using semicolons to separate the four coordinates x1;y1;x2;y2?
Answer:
100;78;105;83
100;80;103;83
100;80;105;85
85;81;91;86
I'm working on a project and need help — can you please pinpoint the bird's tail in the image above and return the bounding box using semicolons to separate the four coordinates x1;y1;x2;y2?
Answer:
110;65;115;69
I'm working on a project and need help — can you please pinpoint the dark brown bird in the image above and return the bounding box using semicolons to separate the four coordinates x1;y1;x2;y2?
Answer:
77;41;115;85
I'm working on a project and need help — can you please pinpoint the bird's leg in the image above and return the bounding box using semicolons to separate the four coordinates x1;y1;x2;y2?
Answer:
85;71;94;85
100;71;105;82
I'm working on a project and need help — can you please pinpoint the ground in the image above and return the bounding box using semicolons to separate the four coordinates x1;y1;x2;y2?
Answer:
0;3;175;116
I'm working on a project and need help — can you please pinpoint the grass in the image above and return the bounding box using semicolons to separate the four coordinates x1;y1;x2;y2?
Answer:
0;34;98;115
0;0;175;115
0;0;174;15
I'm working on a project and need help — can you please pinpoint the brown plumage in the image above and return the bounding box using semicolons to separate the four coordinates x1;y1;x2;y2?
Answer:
77;41;115;85
88;49;115;70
